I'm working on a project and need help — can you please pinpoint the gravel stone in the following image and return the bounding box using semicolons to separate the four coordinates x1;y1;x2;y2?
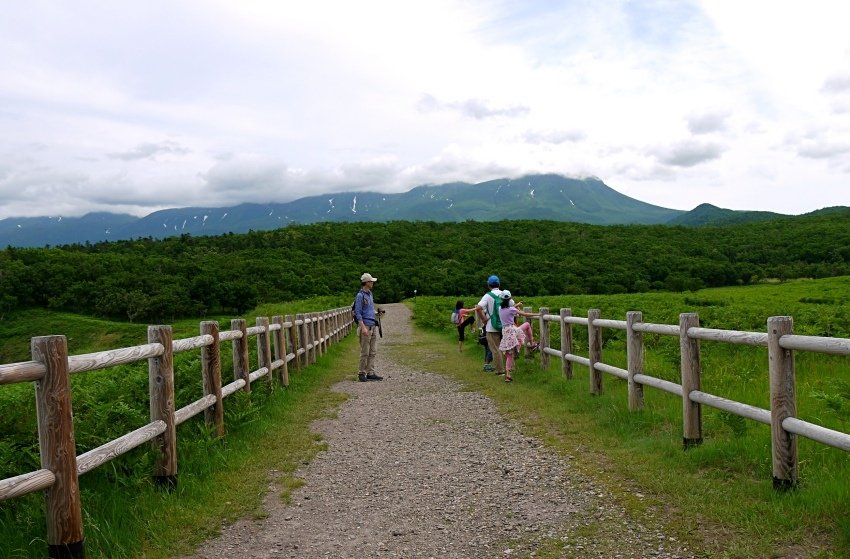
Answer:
185;304;695;558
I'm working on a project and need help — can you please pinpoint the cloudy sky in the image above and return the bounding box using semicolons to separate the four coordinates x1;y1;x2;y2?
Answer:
1;0;849;220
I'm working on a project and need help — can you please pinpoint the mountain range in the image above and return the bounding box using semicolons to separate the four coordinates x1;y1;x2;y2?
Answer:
0;174;819;247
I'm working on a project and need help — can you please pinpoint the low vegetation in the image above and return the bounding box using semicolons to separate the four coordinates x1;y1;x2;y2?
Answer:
2;278;849;557
411;277;850;557
0;297;352;558
2;209;850;323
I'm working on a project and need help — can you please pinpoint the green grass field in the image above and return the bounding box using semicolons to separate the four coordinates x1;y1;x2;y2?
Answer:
0;296;354;558
412;277;850;557
2;281;849;557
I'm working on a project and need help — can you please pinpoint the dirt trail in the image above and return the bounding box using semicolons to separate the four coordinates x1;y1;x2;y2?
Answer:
185;303;694;558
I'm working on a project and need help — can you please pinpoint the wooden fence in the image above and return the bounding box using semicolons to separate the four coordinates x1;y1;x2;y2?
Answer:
533;307;850;489
0;306;353;559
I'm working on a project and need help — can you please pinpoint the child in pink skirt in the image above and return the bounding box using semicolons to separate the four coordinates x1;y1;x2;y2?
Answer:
496;290;539;382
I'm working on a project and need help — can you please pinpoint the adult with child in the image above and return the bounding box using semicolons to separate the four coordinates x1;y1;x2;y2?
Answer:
452;300;477;352
353;272;383;382
472;275;512;377
497;290;540;382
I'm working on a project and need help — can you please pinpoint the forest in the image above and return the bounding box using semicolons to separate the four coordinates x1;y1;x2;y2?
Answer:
1;209;849;323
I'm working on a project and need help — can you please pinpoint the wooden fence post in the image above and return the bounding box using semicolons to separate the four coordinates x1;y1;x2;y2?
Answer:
334;309;341;343
538;307;550;369
627;311;644;411
337;308;344;341
273;315;290;387
148;325;177;488
231;319;250;392
769;316;798;490
559;308;573;380
288;314;302;373
312;312;320;363
324;311;331;351
200;321;225;438
32;335;85;559
316;312;326;357
588;309;603;395
304;314;313;365
256;317;273;391
680;313;702;448
297;314;308;368
230;318;251;392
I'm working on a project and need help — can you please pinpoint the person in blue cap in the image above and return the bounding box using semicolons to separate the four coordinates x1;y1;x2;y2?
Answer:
473;275;513;377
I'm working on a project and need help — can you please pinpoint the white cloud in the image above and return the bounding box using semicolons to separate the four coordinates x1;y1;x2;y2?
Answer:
0;0;849;219
654;140;726;168
108;141;190;161
687;112;729;135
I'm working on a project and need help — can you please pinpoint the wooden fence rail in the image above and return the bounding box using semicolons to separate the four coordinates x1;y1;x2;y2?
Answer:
534;307;850;491
0;306;354;559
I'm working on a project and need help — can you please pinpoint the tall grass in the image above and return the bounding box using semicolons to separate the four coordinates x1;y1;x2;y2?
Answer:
0;296;354;558
410;277;850;557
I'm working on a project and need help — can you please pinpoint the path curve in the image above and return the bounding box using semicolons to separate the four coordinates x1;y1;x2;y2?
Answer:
186;303;694;558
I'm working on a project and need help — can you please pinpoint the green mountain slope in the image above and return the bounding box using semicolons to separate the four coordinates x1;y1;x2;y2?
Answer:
666;203;786;226
1;175;684;247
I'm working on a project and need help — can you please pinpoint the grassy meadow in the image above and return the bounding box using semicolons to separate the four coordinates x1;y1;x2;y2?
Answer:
1;280;849;557
411;276;850;557
0;296;354;558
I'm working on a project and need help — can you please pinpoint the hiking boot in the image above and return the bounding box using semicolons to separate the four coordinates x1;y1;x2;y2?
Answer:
483;364;495;372
358;373;367;382
365;373;384;381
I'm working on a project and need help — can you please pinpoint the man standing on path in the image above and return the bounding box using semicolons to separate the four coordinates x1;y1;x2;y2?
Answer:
474;275;511;377
354;272;383;382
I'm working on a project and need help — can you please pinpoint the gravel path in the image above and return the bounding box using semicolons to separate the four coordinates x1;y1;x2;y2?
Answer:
186;304;696;558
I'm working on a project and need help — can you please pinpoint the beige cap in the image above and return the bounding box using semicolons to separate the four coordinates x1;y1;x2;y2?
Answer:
360;272;378;282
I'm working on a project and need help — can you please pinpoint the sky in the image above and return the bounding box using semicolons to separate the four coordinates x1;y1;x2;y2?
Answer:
1;0;849;220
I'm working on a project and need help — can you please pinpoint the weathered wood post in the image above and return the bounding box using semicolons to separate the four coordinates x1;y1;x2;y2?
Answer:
538;307;550;369
312;312;320;363
626;311;644;411
231;319;250;392
256;317;273;390
272;315;290;387
200;321;225;438
32;335;85;559
324;311;331;351
304;314;314;365
296;313;308;368
148;325;177;488
588;309;603;395
334;308;340;339
287;314;302;373
679;313;702;448
327;310;335;345
311;313;319;363
316;312;326;357
768;316;798;490
337;308;344;341
333;309;341;343
559;308;573;379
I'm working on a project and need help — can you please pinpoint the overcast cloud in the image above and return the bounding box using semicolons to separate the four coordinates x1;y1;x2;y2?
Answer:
1;0;849;219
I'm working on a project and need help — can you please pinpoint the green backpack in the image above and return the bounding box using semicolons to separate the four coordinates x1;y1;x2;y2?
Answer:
486;291;502;330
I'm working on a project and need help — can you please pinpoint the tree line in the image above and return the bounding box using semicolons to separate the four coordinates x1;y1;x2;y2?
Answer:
2;210;849;323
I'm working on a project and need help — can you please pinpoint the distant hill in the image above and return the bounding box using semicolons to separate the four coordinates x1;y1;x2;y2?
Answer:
666;203;786;226
2;173;834;247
